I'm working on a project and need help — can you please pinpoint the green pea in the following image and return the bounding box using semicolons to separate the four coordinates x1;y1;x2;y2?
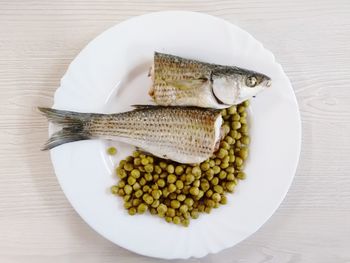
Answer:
193;179;200;188
191;210;199;219
176;194;186;202
215;158;221;165
196;205;203;213
219;171;227;180
181;219;190;227
150;208;157;215
175;180;184;190
160;172;167;179
214;185;223;194
192;166;201;177
222;124;230;135
241;136;250;145
226;106;236;115
165;216;172;223
220;162;229;169
200;162;210;171
229;155;235;163
179;204;188;214
111;185;119;195
144;173;152;182
116;168;127;179
168;183;177;193
144;164;154;173
139;177;146;186
132;151;140;157
185;174;195;184
212;193;221;202
204;207;212;214
167;164;175;174
236;132;242;140
151;189;161;200
205;169;214;180
170;200;180;209
173;216;181;224
220;195;227;204
239;148;249;160
154;165;162;175
217;148;228;159
159;161;167;169
209;159;215;167
206;199;215;208
189;187;199;196
225;136;234;145
237;171;246;180
200;180;210;192
240;124;248;134
221;108;227;116
175;166;184;175
130;169;140;178
137;203;148;214
157;204;167;214
166;208;175;217
238;105;245;113
142;185;150;193
133;157;141;166
123;163;133;172
206;189;213;198
151;199;160;208
167;174;177;184
128;207;136;215
127;176;136;185
124;201;132;209
235;157;243;167
141;158;149;165
184;198;194;207
147;156;154;164
213;166;221;174
227;173;235;181
143;194;154;205
117;179;125;188
107;146;117;155
211;177;219;186
124;185;133;195
232;121;241;130
240;117;247;124
220;141;230;150
196;190;204;200
135;189;143;198
226;181;235;192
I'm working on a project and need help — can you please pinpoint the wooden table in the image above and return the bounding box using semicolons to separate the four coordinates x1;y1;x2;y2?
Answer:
1;1;349;262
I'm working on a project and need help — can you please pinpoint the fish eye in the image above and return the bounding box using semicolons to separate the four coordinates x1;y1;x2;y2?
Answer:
246;76;257;87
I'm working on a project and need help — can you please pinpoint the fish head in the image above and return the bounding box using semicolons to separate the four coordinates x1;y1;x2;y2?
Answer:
211;67;271;105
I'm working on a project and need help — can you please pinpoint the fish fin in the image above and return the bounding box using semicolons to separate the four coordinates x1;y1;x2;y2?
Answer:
131;104;159;109
166;79;207;91
38;107;93;150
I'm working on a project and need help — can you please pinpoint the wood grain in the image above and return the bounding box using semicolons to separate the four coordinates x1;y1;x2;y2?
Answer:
1;0;350;262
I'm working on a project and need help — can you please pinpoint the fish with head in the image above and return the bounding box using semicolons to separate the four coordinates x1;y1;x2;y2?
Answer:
149;52;271;109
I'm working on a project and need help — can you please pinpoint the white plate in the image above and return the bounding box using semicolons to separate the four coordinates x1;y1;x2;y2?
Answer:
50;11;301;259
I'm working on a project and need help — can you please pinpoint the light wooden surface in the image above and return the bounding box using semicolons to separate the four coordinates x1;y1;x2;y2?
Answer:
1;0;350;262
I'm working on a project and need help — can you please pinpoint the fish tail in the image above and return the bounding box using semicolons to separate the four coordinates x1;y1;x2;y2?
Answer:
38;107;93;150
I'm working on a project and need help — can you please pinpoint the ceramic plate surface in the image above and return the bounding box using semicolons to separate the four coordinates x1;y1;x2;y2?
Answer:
50;11;301;259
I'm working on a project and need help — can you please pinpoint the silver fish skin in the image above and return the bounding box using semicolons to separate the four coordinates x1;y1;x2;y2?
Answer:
149;52;271;108
39;106;222;164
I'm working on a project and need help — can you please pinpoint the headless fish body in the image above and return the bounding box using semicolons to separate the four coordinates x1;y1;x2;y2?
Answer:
39;106;222;164
149;52;271;108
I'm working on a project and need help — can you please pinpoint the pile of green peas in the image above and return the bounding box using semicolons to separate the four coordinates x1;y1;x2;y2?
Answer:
110;101;250;226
